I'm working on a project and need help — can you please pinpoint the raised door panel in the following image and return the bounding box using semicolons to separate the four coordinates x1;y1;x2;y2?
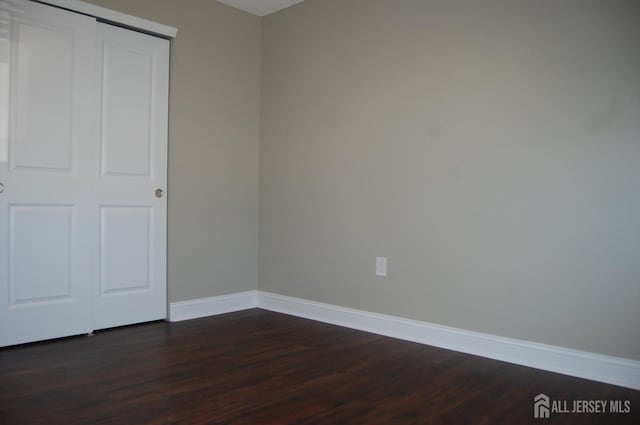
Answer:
9;205;73;304
100;206;152;294
100;43;153;177
11;19;74;172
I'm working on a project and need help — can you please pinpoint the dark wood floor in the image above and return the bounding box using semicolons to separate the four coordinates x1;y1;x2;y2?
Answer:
0;309;638;424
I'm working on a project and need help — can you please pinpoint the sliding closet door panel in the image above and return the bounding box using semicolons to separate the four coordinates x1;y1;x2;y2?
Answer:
0;1;96;347
94;23;168;330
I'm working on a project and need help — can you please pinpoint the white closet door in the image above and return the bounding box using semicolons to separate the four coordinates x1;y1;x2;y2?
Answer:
93;22;168;330
0;1;97;346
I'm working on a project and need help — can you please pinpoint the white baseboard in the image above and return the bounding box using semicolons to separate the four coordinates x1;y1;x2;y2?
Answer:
169;290;640;390
257;291;640;390
169;291;257;322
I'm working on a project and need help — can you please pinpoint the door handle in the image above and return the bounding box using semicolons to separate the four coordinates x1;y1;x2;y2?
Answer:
155;188;164;198
0;182;4;194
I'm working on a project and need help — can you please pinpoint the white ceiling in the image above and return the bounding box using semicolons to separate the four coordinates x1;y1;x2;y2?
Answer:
216;0;306;16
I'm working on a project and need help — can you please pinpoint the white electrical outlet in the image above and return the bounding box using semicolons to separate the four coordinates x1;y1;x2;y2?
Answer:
376;256;387;277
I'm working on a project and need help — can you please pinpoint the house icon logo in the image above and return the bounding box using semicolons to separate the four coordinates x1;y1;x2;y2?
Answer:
534;393;550;419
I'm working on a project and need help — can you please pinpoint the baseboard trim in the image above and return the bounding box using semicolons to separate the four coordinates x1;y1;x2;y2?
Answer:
169;290;640;390
168;291;257;322
257;291;640;390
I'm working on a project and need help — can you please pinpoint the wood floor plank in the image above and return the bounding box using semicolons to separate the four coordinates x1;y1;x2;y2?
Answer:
0;309;638;424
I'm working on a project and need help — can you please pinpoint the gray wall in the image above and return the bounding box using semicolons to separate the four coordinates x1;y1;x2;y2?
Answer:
260;0;640;360
85;0;261;302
